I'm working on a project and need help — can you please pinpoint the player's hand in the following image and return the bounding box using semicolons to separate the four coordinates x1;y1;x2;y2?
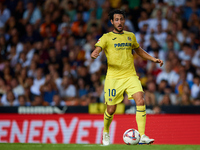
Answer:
91;51;99;59
154;58;163;67
91;47;101;59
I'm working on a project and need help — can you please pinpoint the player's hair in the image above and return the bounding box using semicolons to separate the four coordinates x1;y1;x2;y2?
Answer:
108;9;126;20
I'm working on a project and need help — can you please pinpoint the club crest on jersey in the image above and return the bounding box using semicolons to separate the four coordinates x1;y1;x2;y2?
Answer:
127;37;132;41
97;39;100;43
109;98;112;101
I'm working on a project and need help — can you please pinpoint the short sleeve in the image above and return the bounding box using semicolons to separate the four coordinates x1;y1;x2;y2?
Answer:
95;34;107;50
132;33;140;49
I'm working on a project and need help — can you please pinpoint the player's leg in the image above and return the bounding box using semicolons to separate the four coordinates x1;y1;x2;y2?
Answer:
103;104;116;145
103;78;124;145
132;92;146;136
103;104;116;133
125;77;146;136
132;92;154;144
125;76;154;144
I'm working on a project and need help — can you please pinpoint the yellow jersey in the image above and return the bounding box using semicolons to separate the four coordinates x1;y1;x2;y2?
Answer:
95;31;139;79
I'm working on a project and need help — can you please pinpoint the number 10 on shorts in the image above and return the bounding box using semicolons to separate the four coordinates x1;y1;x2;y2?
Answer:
108;89;116;97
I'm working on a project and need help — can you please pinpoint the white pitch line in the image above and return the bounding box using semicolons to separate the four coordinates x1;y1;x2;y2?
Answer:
83;145;96;147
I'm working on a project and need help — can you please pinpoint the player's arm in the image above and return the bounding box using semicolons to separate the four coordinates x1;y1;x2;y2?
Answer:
134;47;163;67
91;46;102;59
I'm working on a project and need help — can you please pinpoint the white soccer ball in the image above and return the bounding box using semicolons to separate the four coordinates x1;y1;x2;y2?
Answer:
123;129;140;145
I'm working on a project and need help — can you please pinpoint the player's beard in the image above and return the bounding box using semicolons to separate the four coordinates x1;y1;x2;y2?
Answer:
114;24;124;33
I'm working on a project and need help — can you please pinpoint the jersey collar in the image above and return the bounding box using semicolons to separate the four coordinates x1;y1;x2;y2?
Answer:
112;31;124;34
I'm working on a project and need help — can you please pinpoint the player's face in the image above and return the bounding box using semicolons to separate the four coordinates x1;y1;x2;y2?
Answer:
111;14;125;33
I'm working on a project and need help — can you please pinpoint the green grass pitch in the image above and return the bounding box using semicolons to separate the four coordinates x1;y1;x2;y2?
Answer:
0;143;200;150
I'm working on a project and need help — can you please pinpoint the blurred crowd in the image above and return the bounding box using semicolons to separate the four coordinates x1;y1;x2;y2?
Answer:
0;0;200;108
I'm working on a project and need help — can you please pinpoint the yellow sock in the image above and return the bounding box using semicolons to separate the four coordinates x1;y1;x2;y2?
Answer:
136;105;146;136
103;110;113;133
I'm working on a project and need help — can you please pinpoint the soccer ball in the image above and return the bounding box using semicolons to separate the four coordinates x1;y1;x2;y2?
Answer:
123;129;140;145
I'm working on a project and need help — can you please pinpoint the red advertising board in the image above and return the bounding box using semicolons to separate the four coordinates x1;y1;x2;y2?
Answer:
0;114;200;144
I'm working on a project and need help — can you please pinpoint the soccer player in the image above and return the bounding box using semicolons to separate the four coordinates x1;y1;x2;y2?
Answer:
91;10;163;145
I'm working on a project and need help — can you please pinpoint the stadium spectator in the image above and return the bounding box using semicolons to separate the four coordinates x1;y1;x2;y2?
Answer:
51;94;65;106
121;2;135;32
0;2;11;27
0;0;199;109
57;22;70;39
57;13;71;35
59;59;70;75
5;0;18;14
59;76;76;99
138;10;150;32
44;1;59;16
63;0;76;22
163;33;180;52
183;0;200;21
147;38;166;68
83;34;95;61
191;45;200;68
159;94;171;106
13;0;24;23
3;66;13;85
52;70;61;86
31;95;48;106
170;53;181;74
17;68;28;88
89;0;103;20
157;80;167;101
183;59;195;82
7;44;18;68
1;90;19;106
175;68;193;96
22;1;42;27
149;9;168;33
36;38;50;64
156;60;179;86
40;74;58;104
77;77;88;98
24;86;34;102
21;23;42;43
193;98;200;106
0;35;7;57
180;93;192;106
7;35;24;56
18;95;31;106
30;67;45;96
0;78;6;96
147;61;162;79
71;11;87;39
48;48;60;71
39;13;57;38
153;23;167;48
79;94;92;106
27;61;37;78
10;78;24;96
162;85;177;105
153;1;168;17
152;105;162;114
144;81;158;106
5;15;25;38
191;76;200;99
179;43;193;61
18;51;31;67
